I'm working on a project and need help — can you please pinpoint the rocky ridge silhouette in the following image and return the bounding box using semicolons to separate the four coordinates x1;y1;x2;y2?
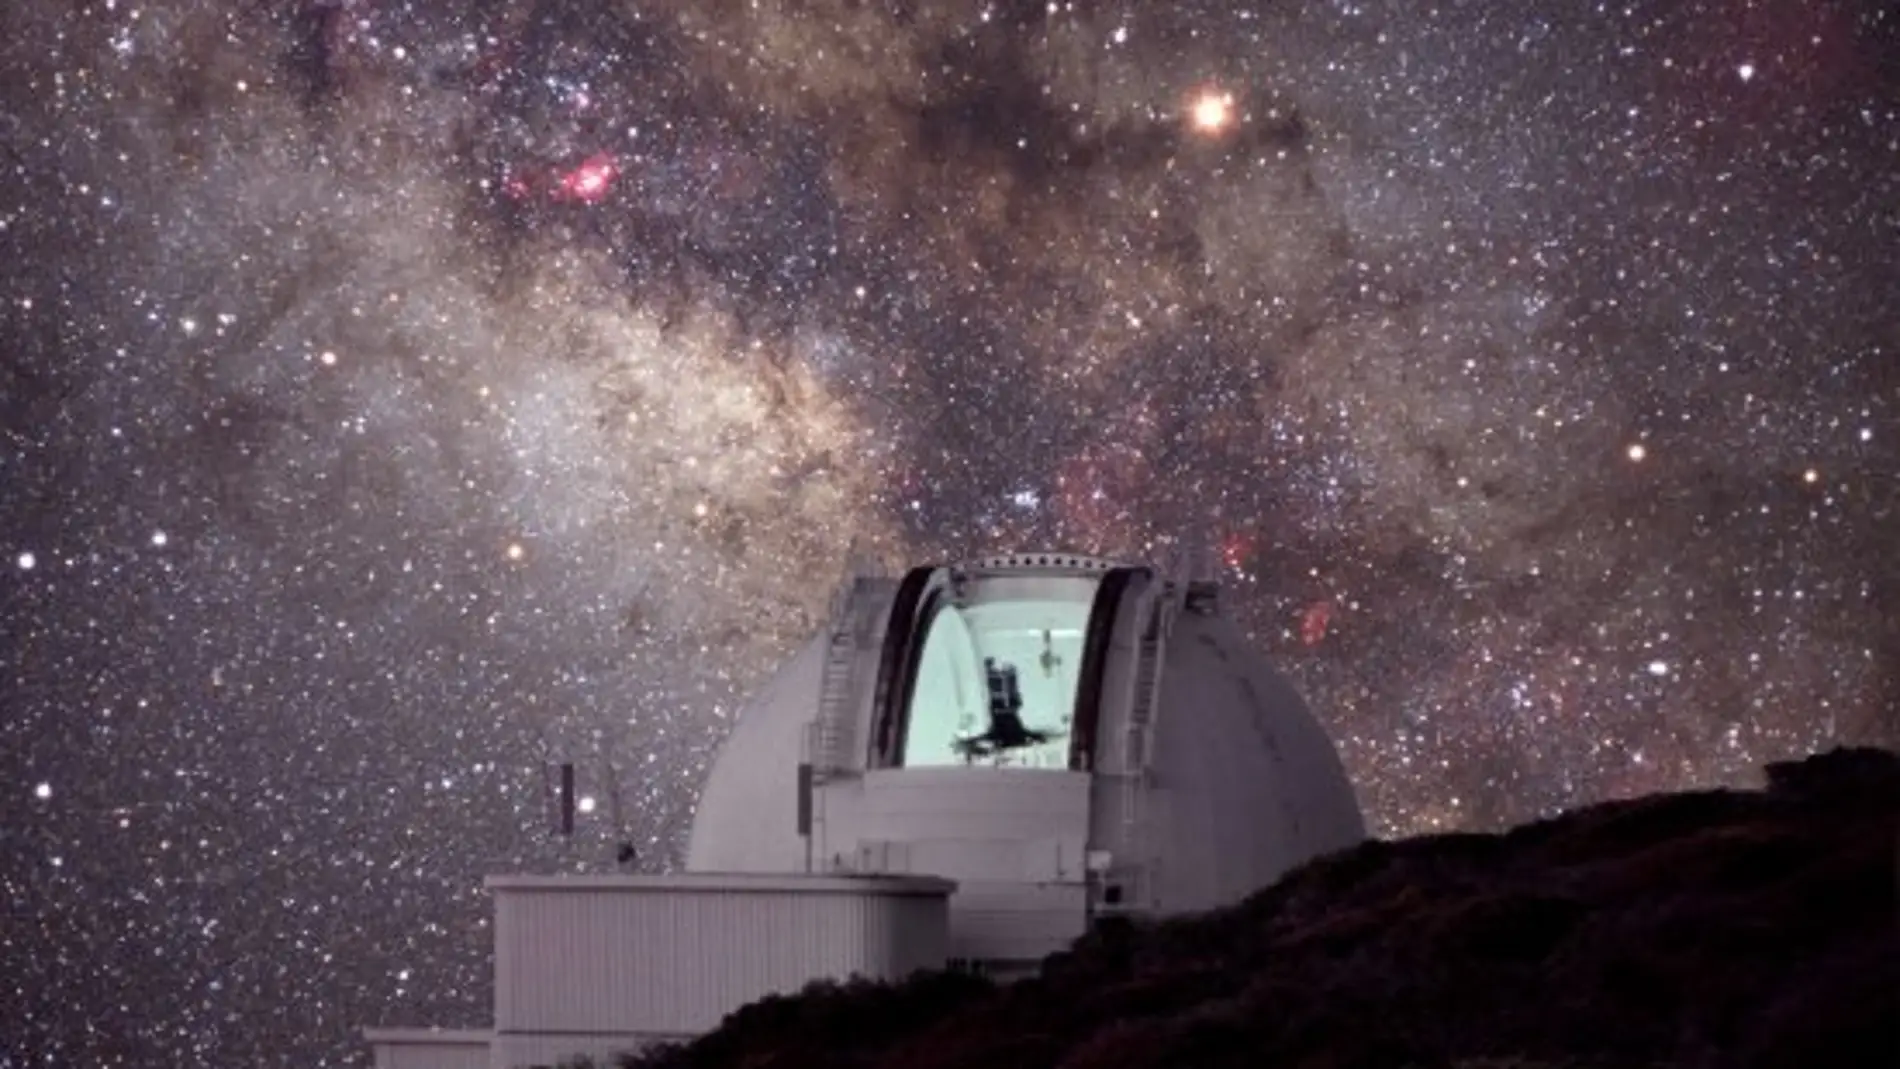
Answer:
608;747;1899;1069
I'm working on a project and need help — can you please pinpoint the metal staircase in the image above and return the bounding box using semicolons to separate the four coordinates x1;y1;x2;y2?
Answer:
810;621;858;783
1102;583;1178;913
1121;588;1169;773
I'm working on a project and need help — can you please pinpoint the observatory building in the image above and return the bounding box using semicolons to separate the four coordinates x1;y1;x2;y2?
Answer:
364;553;1367;1069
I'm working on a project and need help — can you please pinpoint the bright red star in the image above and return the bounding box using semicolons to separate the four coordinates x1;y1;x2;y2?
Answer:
1187;88;1237;135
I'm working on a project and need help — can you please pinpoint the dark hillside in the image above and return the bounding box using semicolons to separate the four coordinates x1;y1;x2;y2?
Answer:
619;747;1900;1069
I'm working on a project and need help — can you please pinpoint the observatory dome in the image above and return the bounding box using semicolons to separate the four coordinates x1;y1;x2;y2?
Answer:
686;633;830;874
685;554;1365;969
1141;607;1367;912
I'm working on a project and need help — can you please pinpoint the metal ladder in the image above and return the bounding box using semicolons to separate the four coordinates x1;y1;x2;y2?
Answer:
810;613;859;783
1122;589;1168;772
1110;584;1176;911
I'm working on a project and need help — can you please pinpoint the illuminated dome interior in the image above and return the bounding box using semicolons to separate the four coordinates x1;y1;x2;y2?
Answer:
904;582;1095;769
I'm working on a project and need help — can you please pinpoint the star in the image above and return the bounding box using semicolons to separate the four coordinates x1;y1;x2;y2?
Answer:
1188;88;1237;135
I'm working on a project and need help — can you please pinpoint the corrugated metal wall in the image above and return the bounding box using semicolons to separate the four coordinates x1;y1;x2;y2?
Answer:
494;884;949;1037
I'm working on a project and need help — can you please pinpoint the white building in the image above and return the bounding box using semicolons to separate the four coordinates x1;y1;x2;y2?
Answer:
365;552;1367;1069
360;1028;491;1069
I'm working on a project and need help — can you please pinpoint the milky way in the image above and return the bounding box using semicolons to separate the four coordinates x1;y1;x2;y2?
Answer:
2;2;1895;1064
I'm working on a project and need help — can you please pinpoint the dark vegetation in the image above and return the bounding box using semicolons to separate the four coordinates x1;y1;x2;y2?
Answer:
611;748;1900;1069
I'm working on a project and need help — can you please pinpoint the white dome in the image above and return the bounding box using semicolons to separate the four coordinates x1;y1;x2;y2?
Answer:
1143;608;1367;912
685;633;826;873
684;556;1367;947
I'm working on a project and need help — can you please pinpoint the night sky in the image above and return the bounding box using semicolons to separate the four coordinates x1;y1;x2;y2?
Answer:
3;1;1895;1065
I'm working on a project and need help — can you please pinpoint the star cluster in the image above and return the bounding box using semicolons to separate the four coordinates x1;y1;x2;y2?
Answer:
2;1;1895;1065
